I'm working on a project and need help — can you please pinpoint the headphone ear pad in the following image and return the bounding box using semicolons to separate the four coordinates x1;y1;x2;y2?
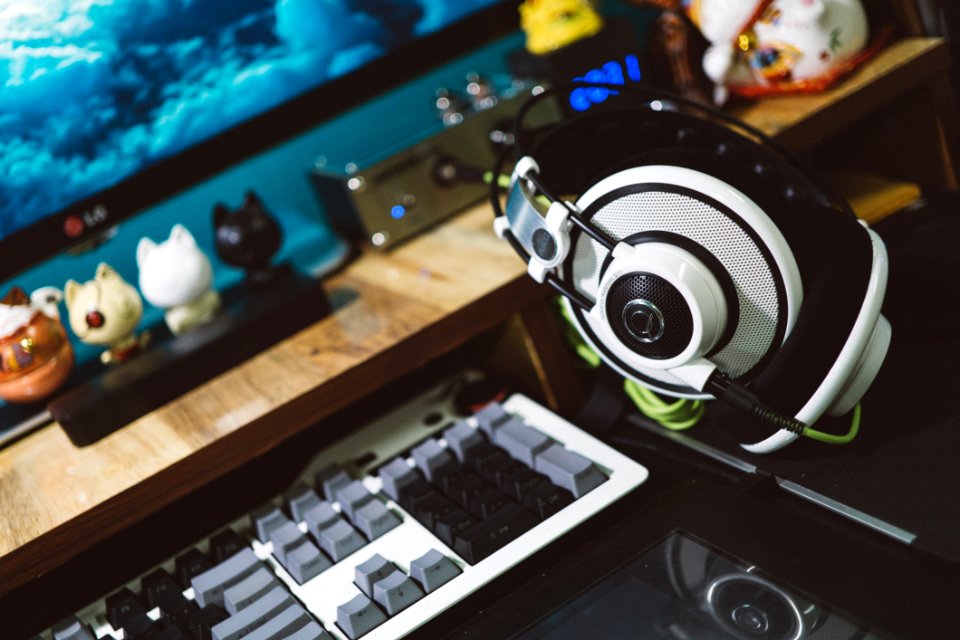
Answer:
614;147;874;441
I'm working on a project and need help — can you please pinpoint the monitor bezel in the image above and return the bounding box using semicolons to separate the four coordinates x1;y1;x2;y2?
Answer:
0;0;521;280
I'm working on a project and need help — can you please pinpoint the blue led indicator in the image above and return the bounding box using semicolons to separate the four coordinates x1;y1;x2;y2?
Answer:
625;54;642;82
569;53;643;111
390;205;406;219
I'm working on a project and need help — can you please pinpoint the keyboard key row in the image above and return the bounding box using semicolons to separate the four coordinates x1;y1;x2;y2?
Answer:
337;549;460;639
378;406;599;564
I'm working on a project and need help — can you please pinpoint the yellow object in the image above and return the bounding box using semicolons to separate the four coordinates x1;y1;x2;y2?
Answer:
831;168;922;224
519;0;604;54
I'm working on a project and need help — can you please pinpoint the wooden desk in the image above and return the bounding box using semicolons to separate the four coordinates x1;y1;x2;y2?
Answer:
1;35;953;600
0;204;548;597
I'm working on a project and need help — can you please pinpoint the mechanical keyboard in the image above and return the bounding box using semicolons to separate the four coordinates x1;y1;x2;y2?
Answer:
37;376;649;640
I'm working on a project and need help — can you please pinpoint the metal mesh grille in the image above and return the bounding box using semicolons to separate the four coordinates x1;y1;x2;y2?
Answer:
606;274;692;359
572;190;780;386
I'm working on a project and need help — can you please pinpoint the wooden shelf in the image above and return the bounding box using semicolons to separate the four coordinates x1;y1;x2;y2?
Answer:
0;203;539;597
732;37;951;150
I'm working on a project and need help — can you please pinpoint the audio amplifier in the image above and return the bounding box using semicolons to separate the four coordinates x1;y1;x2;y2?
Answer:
309;86;554;250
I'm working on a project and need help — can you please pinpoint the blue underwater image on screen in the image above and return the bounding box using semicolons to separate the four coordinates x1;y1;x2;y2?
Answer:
0;0;499;238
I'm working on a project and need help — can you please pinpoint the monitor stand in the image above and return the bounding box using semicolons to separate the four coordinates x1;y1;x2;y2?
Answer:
46;264;329;446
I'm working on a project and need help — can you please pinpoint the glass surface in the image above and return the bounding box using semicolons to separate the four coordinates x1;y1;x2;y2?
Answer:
514;532;886;640
0;0;499;239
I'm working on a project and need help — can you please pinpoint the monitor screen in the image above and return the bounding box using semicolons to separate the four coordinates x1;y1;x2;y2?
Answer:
0;0;510;276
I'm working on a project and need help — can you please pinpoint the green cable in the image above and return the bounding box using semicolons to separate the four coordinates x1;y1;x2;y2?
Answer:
555;298;602;368
624;379;705;431
483;171;512;189
801;403;861;444
555;296;703;429
552;294;859;443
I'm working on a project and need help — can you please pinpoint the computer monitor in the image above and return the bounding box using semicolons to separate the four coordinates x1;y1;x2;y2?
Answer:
0;0;517;279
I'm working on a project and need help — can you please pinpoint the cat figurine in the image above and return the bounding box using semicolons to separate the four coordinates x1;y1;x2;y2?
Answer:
137;224;221;336
0;286;74;403
65;263;149;365
213;191;283;284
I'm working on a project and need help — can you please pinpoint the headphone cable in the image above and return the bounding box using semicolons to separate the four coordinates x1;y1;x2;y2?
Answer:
704;372;860;444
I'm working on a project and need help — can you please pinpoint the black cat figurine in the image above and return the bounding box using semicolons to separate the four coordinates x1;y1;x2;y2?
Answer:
213;191;283;284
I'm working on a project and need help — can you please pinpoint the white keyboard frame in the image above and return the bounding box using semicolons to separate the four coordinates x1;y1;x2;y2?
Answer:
56;377;649;640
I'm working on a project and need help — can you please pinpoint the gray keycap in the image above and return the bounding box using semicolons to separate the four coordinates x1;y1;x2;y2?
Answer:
409;549;461;593
250;503;291;543
473;402;512;436
377;458;419;501
354;553;397;597
286;539;331;584
51;616;95;640
211;585;293;640
534;444;607;498
192;548;262;607
315;464;353;500
303;501;340;541
269;521;307;566
442;420;485;461
372;570;425;615
494;421;554;467
286;621;332;640
286;483;323;522
239;604;312;640
335;480;375;520
337;593;388;639
223;566;279;615
410;438;455;481
352;500;401;540
315;519;366;561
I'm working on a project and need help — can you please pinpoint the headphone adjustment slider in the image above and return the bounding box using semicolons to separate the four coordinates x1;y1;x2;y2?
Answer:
527;201;574;283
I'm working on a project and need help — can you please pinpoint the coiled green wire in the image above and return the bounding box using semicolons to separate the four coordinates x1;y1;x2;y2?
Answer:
624;379;705;430
553;298;860;443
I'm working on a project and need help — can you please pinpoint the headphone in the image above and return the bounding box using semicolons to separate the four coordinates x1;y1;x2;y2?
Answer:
492;84;890;453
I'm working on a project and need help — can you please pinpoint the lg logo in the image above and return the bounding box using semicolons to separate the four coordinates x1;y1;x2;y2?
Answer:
569;54;643;112
63;205;109;238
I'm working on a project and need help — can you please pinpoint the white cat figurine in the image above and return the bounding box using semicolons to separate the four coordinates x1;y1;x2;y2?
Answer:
137;225;221;336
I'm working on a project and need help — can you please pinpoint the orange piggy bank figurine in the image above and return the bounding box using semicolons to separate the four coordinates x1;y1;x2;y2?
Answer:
0;286;74;403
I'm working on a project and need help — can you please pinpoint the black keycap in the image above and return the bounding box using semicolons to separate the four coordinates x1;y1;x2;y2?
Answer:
122;615;160;640
209;529;248;564
442;473;486;509
397;478;442;514
487;460;528;489
433;508;478;548
175;548;212;589
188;603;228;640
479;453;518;486
142;568;184;609
498;466;548;502
160;599;199;638
105;587;148;631
523;483;574;520
155;627;187;640
463;442;511;477
411;493;458;530
467;488;511;519
453;502;538;564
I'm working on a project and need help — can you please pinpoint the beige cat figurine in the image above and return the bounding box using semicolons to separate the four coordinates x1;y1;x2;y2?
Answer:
65;263;150;365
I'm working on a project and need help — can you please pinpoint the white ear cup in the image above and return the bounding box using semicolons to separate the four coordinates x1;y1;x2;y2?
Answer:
497;139;890;452
742;226;889;454
588;241;728;371
567;165;803;397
